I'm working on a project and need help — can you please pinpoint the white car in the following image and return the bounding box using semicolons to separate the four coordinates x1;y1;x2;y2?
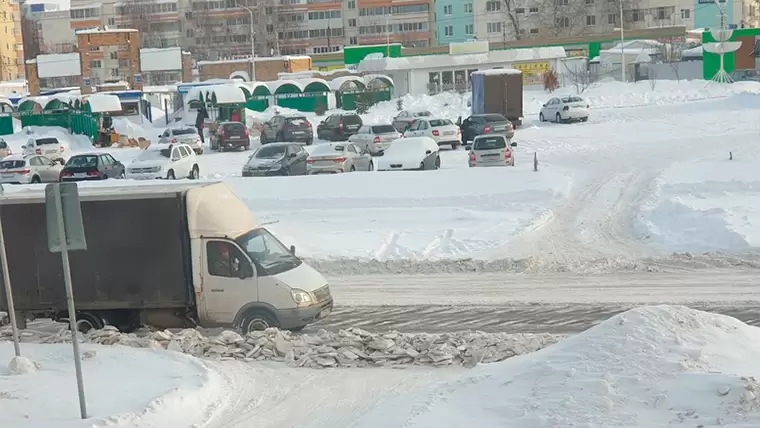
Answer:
22;136;70;164
467;135;517;167
403;118;461;149
539;96;590;123
0;154;63;184
126;143;200;180
376;137;440;171
348;124;401;155
158;127;204;154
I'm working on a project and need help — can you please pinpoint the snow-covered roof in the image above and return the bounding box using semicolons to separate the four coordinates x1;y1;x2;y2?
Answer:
294;78;331;90
85;94;122;112
198;85;247;104
76;27;138;34
682;46;704;57
362;74;394;88
473;69;523;76
357;47;565;72
236;82;270;96
265;80;304;93
328;76;365;91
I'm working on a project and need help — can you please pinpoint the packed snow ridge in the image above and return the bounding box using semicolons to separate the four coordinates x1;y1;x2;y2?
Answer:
1;326;560;369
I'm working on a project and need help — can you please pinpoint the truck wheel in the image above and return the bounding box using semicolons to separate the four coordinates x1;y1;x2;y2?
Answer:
75;312;104;333
289;326;305;333
241;310;279;334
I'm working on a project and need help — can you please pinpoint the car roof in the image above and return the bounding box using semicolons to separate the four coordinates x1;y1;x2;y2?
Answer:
1;155;26;161
70;152;105;157
473;134;507;140
219;121;245;125
260;142;293;147
279;113;306;118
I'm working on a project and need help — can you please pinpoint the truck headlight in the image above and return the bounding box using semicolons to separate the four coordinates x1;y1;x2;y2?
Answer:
291;289;312;305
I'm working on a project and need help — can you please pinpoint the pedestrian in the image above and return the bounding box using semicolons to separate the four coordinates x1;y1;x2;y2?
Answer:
230;109;241;123
195;106;207;144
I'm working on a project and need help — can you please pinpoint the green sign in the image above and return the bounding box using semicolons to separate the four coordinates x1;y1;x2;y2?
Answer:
343;44;402;66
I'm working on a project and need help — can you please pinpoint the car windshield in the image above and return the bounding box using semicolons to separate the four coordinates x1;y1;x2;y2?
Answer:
254;145;287;159
372;125;397;134
67;155;98;168
562;96;584;103
474;137;507;150
236;228;301;274
35;138;58;145
342;115;362;125
412;111;432;117
429;119;452;127
0;160;24;169
136;148;171;161
172;128;197;136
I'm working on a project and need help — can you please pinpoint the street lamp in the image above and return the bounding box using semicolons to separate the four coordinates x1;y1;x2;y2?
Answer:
237;1;256;82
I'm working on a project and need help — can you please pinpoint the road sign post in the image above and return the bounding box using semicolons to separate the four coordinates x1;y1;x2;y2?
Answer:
0;184;21;357
45;182;88;419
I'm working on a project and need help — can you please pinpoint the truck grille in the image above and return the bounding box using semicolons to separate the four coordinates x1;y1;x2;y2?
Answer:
313;285;331;302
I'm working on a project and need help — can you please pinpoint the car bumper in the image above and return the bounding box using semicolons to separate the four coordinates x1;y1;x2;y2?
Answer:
242;169;287;177
127;172;165;180
283;132;313;142
60;176;104;181
563;110;589;119
275;298;333;329
307;165;345;174
0;175;32;184
469;160;513;167
219;140;249;148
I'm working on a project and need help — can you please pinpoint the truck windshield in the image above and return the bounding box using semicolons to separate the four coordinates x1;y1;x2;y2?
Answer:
236;228;301;275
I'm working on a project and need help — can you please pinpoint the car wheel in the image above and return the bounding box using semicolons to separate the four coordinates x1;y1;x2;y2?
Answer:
555;113;562;123
167;170;175;180
451;142;459;150
306;138;313;146
581;117;589;122
419;161;425;170
368;161;374;171
189;165;199;180
102;174;108;180
31;175;40;184
539;113;545;122
117;171;125;179
350;165;356;172
435;157;441;170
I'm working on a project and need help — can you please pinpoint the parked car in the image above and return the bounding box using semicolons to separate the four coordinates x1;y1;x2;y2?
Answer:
242;142;308;177
539;96;589;123
60;153;126;181
0;154;62;184
392;110;432;132
159;127;204;154
127;143;200;180
466;135;517;167
316;113;363;141
210;121;250;151
306;142;373;174
348;124;401;155
457;114;515;144
376;137;440;171
22;136;70;164
403;118;461;149
0;138;11;158
260;114;313;145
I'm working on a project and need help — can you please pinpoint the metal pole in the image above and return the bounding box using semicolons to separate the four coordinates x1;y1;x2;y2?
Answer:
386;15;390;58
53;184;87;419
0;209;21;357
620;1;626;83
237;2;256;82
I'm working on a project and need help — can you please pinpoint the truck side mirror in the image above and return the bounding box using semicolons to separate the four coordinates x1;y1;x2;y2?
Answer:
290;245;296;255
511;142;517;147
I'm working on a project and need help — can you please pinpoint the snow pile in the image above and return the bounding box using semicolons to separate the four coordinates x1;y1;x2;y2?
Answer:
1;325;560;369
3;126;93;152
0;343;220;428
391;306;760;427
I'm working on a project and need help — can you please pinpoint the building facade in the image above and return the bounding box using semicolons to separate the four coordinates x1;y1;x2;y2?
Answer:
435;1;475;44
0;0;25;81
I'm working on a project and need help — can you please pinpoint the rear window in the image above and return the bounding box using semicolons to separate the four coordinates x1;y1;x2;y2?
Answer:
223;123;246;134
0;160;24;169
483;114;507;123
285;117;308;126
67;155;98;168
172;128;197;136
561;96;583;103
254;145;287;158
412;111;432;117
0;141;6;148
429;119;453;127
474;137;507;150
312;144;344;155
371;125;397;134
35;138;59;145
341;115;362;125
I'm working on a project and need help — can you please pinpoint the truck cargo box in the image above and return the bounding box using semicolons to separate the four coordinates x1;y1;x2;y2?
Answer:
471;69;524;126
0;183;200;313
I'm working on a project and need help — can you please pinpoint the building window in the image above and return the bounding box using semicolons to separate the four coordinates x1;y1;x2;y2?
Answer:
308;10;341;20
487;22;502;33
632;9;642;21
608;13;617;24
556;17;569;27
350;36;357;44
444;4;452;15
444;25;453;36
118;59;129;67
555;0;569;5
464;3;473;13
348;0;355;9
516;7;525;13
108;17;115;25
486;1;501;12
465;24;474;35
680;8;690;19
586;15;596;25
530;28;539;34
110;51;117;60
90;60;102;68
657;7;668;20
348;18;356;27
529;7;539;13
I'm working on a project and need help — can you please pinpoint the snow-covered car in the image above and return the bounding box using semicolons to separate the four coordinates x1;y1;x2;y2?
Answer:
348;124;401;155
539;96;589;123
376;137;440;171
0;154;63;184
306;142;374;174
392;110;432;132
403;118;461;149
22;136;70;164
126;143;200;180
466;135;517;167
158;127;204;154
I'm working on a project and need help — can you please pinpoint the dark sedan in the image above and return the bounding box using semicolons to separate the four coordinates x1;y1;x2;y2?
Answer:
457;114;514;144
59;153;125;181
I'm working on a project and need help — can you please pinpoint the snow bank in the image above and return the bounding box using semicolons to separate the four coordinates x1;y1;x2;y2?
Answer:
1;325;560;369
3;126;93;152
0;343;221;428
390;305;760;427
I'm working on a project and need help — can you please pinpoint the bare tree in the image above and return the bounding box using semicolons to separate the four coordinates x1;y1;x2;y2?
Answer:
657;36;688;81
503;0;523;40
118;0;164;48
20;14;41;61
536;0;590;38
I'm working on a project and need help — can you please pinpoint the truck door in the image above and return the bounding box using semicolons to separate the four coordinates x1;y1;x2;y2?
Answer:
202;240;258;324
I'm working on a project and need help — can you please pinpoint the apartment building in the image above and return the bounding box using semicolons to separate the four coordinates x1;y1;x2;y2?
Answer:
0;0;24;81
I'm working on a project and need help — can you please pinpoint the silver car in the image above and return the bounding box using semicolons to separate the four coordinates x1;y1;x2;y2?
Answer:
0;154;63;184
158;127;204;154
466;135;517;167
306;142;374;174
348;124;401;155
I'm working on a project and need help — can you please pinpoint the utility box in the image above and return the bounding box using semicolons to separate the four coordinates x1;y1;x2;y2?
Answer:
471;69;524;126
